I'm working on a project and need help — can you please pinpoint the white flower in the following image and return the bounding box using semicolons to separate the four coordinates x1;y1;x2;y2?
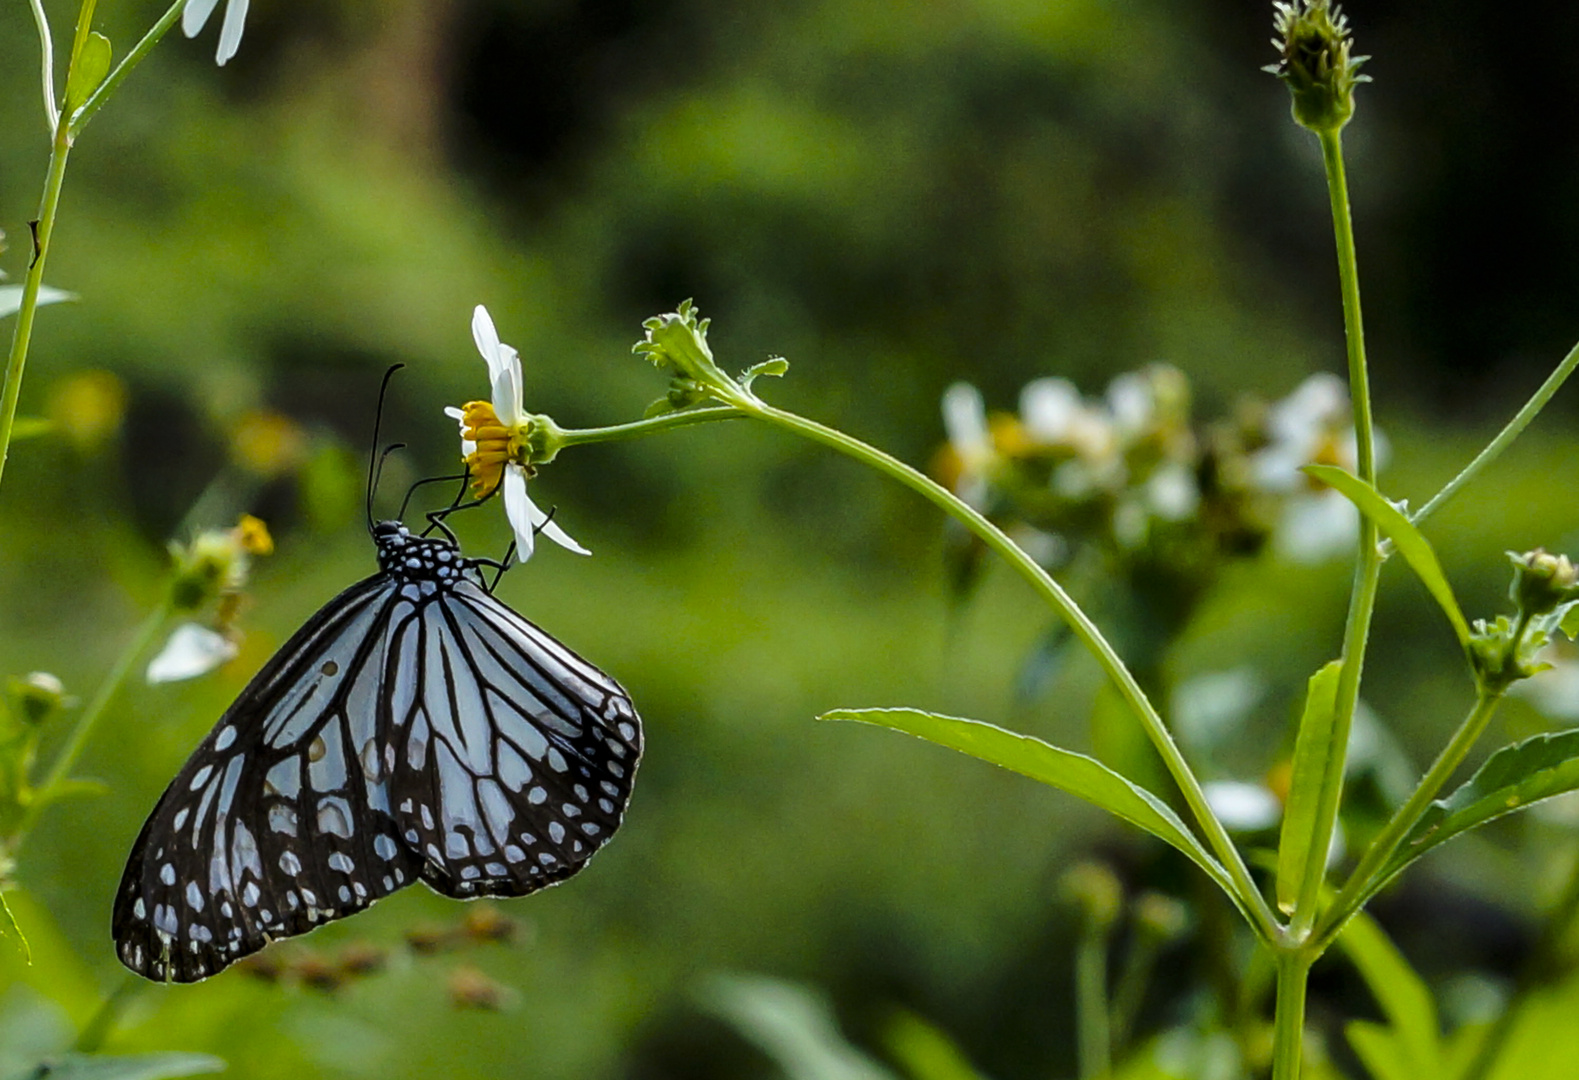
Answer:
941;382;992;509
1203;781;1282;832
445;305;589;562
147;623;238;684
1251;373;1386;563
182;0;250;67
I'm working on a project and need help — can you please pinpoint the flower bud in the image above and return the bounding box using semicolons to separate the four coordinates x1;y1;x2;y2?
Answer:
1263;1;1370;133
8;671;69;727
633;300;735;401
1509;548;1579;619
1062;861;1122;933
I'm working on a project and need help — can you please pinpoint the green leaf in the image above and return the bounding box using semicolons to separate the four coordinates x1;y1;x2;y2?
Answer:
0;286;77;321
1337;912;1441;1077
740;356;790;390
884;1011;990;1080
0;890;28;964
1378;728;1579;888
699;974;898;1080
821;708;1239;911
19;1053;224;1080
64;32;113;115
1304;464;1470;647
31;778;109;809
6;418;52;442
1277;660;1343;915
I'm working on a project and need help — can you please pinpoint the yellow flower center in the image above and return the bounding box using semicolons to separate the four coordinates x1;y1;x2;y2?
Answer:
455;400;528;497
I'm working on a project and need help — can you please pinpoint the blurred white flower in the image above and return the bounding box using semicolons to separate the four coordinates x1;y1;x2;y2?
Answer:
183;0;250;67
1251;373;1385;563
1019;377;1116;463
1512;644;1579;721
1204;781;1282;832
148;623;237;684
446;305;589;562
1144;460;1200;522
941;382;993;509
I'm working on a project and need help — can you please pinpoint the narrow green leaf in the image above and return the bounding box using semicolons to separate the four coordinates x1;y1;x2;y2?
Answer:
1277;660;1343;915
700;974;898;1080
1379;728;1579;887
821;708;1239;908
22;1052;225;1080
1337;912;1441;1074
884;1011;991;1080
0;285;77;321
1344;1022;1412;1080
0;890;29;963
32;777;109;808
1304;464;1471;647
7;418;52;441
64;32;113;114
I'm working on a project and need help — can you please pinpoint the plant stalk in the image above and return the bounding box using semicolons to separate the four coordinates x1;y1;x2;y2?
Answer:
1271;951;1313;1080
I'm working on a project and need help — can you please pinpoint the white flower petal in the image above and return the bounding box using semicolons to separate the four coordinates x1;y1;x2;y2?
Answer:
502;467;537;561
941;382;989;456
1145;461;1199;521
472;305;505;380
491;345;524;427
1204;781;1282;832
529;498;591;556
183;0;222;36
1019;377;1082;442
214;0;248;65
1277;490;1358;563
147;623;238;684
1106;372;1154;440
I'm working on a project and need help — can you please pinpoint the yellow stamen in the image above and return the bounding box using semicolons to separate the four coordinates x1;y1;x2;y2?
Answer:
233;514;274;557
454;400;525;498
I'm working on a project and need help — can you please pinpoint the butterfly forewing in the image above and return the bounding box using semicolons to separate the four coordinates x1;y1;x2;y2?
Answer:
113;524;641;982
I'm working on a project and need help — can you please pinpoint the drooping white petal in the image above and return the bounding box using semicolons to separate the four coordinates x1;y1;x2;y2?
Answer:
215;0;249;65
526;493;591;556
147;624;238;684
502;467;537;561
472;305;506;381
183;0;222;36
1277;490;1358;563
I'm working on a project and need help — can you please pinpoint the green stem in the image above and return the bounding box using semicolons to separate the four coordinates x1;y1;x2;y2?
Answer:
1270;951;1313;1080
1076;919;1113;1079
554;405;746;453
12;598;171;849
741;398;1281;941
70;0;187;137
1290;127;1381;938
0;117;74;495
29;0;58;131
1406;338;1579;536
1314;689;1504;950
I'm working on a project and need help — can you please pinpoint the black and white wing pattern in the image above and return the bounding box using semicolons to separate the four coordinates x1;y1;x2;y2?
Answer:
112;521;642;983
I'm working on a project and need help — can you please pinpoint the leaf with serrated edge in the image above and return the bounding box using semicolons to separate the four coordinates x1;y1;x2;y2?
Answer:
1305;464;1470;647
822;708;1241;913
1378;728;1579;889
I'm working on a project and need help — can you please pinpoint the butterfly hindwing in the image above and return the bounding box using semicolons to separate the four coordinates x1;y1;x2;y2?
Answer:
113;523;642;983
386;579;641;899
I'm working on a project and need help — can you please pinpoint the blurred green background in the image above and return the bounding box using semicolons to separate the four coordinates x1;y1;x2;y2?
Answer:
5;0;1579;1077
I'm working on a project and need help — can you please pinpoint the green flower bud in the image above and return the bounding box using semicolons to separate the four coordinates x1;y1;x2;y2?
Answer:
633;300;736;401
1132;893;1190;944
8;671;69;727
1263;0;1370;133
1508;548;1579;618
1062;861;1122;933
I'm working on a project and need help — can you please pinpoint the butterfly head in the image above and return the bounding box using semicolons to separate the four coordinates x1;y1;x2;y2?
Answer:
373;520;467;585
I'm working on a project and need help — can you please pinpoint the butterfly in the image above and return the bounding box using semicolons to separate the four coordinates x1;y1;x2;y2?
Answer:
112;508;642;983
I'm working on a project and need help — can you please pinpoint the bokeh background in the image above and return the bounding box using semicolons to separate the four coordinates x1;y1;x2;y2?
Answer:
4;0;1579;1077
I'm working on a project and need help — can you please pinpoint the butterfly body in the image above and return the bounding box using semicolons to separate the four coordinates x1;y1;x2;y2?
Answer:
113;521;641;982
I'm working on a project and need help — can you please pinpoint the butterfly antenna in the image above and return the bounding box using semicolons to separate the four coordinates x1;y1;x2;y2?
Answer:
366;364;406;531
487;540;518;592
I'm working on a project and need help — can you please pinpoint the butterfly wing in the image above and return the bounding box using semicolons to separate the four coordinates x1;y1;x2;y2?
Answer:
384;579;642;899
112;573;425;982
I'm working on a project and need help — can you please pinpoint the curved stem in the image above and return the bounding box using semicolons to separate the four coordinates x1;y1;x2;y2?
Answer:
29;0;59;131
554;405;746;453
1314;688;1504;950
1290;128;1381;938
742;399;1280;940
